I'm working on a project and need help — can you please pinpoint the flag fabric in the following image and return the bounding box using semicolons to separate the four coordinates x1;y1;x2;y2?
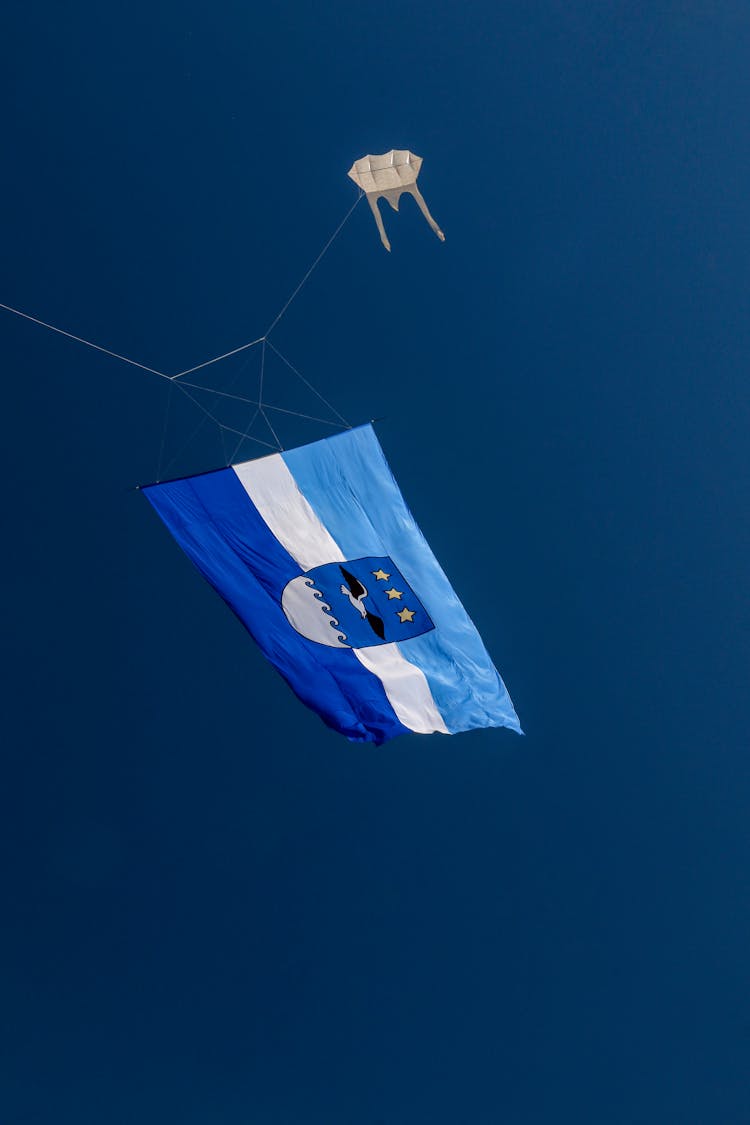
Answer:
144;424;521;744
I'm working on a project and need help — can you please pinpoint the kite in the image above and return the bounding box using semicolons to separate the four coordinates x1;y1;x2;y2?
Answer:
348;150;445;251
144;424;520;744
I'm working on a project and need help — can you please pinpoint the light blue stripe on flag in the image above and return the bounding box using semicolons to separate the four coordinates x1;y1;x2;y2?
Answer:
282;425;521;735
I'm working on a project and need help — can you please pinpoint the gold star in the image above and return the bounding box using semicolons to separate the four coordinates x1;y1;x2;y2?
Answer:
384;587;403;600
372;568;390;581
397;607;416;624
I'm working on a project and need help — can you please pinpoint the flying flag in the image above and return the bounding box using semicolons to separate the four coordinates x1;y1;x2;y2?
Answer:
143;425;520;744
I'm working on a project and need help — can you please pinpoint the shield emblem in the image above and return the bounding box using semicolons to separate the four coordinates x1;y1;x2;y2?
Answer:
281;556;434;649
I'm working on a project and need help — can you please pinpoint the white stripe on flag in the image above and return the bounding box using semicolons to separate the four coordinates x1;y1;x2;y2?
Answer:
234;454;344;571
232;454;448;736
354;645;449;735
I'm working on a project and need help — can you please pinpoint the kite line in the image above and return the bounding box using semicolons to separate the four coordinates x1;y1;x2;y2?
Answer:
0;190;363;463
262;191;363;338
0;301;171;380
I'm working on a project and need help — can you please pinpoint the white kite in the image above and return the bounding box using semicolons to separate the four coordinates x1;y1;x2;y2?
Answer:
348;150;445;251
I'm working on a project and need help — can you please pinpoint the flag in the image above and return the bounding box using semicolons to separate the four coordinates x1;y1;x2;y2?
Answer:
144;424;521;744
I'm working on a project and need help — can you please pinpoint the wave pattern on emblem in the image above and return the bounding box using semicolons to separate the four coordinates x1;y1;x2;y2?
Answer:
282;575;350;648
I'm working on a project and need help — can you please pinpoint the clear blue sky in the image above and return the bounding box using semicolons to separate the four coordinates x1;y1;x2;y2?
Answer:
3;3;749;1122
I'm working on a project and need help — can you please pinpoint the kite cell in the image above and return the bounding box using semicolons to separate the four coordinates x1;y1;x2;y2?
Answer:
348;150;445;251
144;425;519;744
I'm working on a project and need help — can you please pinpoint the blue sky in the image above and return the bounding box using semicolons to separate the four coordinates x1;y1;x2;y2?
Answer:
3;3;749;1122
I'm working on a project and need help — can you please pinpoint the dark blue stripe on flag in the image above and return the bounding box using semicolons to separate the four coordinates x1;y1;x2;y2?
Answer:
144;468;409;744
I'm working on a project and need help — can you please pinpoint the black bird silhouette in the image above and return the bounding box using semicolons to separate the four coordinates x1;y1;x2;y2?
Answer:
339;566;386;640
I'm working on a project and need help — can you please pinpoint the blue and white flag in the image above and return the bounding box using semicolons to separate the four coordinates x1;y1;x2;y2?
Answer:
144;425;521;744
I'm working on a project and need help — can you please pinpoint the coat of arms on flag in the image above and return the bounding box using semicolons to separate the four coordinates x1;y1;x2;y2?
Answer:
281;556;434;649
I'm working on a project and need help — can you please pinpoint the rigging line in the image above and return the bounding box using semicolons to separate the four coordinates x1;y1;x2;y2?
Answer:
223;415;278;449
158;404;214;481
266;339;351;427
161;352;263;476
160;397;275;479
262;404;345;427
264;191;363;337
219;419;229;465
176;383;238;435
262;405;345;426
0;300;170;380
158;378;242;478
226;349;268;461
177;383;353;427
260;407;283;452
160;410;279;476
177;382;262;404
229;408;261;463
221;418;277;447
258;339;267;408
170;336;265;381
156;381;174;481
